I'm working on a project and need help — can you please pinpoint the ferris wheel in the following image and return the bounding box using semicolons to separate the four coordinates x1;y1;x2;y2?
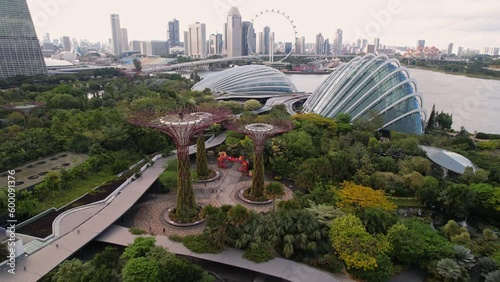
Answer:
247;9;298;63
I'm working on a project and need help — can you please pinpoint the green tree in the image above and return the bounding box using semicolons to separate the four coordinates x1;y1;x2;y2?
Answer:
133;59;142;72
264;182;285;212
360;207;398;234
90;246;121;282
330;214;390;270
51;259;92;282
440;184;476;219
122;257;160;282
121;237;156;262
243;99;262;111
6;111;25;126
349;254;393;282
436;112;453;129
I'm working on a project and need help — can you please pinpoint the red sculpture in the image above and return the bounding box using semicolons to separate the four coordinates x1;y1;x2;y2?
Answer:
217;151;249;174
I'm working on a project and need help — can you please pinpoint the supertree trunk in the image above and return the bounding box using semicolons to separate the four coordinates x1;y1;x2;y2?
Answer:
176;146;197;221
251;148;265;198
196;132;210;179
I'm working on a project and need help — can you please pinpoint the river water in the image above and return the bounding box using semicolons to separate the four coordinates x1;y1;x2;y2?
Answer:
196;69;500;134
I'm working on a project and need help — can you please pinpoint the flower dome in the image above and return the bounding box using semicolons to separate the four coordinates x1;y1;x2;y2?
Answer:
192;65;297;95
303;54;426;135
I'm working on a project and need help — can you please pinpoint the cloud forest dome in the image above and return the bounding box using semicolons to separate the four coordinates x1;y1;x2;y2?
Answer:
192;65;298;95
303;54;426;135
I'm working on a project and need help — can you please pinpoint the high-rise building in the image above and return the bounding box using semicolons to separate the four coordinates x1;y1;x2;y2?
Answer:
417;40;425;49
226;7;242;58
130;40;142;51
121;28;129;52
209;34;223;55
365;44;375;53
223;23;228;53
150;40;169;56
184;31;190;55
141;41;152;56
295;36;306;54
0;0;47;78
361;39;368;51
242;21;255;56
457;46;464;57
447;43;453;56
356;38;361;48
61;36;71;51
257;32;264;54
315;33;324;54
43;33;51;44
264;26;271;55
323;39;330;55
168;19;180;46
333;29;343;55
110;14;122;56
188;22;206;59
374;38;380;51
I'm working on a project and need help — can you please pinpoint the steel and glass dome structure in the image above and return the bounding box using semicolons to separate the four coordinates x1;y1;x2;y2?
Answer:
192;65;298;95
303;54;426;135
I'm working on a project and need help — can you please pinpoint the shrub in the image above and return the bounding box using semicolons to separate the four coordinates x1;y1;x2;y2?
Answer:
307;254;343;273
168;234;183;242
182;235;221;254
243;99;262;111
159;170;177;192
349;254;393;282
128;227;147;235
243;245;274;263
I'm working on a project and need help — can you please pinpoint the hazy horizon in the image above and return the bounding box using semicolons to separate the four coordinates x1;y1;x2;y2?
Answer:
27;0;500;50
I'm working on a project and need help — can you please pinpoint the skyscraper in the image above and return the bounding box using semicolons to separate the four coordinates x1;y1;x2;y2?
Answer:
361;39;368;51
110;14;122;56
184;31;190;55
324;39;330;55
315;33;324;54
62;36;71;51
0;0;47;78
226;7;242;58
168;19;180;46
131;40;142;51
209;34;223;55
223;23;228;53
447;43;453;55
333;29;343;55
150;40;169;56
457;46;464;57
416;40;425;49
374;38;380;52
121;28;129;52
188;22;206;59
264;26;271;55
43;33;51;44
258;32;264;54
241;21;255;56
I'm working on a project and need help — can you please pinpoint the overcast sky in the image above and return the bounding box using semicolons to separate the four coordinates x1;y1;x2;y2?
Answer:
26;0;500;50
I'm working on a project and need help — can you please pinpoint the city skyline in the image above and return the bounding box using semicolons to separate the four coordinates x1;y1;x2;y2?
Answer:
26;0;500;50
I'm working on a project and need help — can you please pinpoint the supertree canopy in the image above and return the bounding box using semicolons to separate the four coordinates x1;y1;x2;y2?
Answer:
225;117;293;200
129;107;231;221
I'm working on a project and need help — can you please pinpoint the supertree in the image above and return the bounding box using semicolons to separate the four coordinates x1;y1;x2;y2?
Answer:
225;117;293;200
129;107;231;221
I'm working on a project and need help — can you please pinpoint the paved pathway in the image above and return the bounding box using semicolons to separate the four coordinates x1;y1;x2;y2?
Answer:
96;225;351;282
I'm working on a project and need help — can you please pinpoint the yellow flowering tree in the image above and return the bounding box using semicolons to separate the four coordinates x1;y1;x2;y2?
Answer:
337;181;396;213
330;214;390;270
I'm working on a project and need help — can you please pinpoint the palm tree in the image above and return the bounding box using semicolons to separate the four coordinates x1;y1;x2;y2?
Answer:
264;182;285;212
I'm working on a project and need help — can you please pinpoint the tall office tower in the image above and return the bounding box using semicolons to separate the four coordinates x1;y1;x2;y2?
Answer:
43;33;51;43
257;32;264;54
0;0;47;78
333;29;343;55
285;42;293;54
188;22;206;59
110;14;122;56
447;43;453;55
356;38;361;48
223;23;228;53
140;41;152;56
315;33;324;54
374;38;380;51
416;40;425;49
184;31;190;55
263;26;271;55
131;40;142;51
241;21;254;56
324;39;330;55
62;36;71;51
457;46;464;57
226;7;242;57
269;32;275;61
209;33;223;55
361;39;368;50
150;40;169;56
168;19;180;46
295;38;302;54
121;28;129;52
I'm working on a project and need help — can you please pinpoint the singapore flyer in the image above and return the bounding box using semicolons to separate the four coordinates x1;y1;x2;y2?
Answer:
246;9;298;64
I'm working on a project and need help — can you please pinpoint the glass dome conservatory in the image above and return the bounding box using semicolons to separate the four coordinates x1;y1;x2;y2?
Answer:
302;54;426;135
192;65;298;95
